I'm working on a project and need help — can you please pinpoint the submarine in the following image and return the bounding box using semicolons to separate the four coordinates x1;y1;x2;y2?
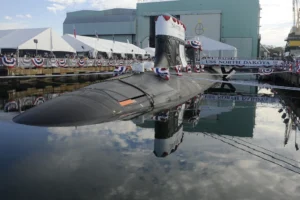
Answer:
13;14;224;127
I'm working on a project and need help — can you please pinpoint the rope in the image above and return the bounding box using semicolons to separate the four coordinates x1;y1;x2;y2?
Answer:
227;136;300;164
214;133;300;169
202;133;300;175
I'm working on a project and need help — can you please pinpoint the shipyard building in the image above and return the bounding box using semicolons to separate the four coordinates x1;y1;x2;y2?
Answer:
63;0;261;58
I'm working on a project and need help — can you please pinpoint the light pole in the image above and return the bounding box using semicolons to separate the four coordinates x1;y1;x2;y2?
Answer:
33;39;38;56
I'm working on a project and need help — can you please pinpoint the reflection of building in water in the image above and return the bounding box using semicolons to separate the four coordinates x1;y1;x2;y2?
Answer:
185;100;256;138
187;85;257;138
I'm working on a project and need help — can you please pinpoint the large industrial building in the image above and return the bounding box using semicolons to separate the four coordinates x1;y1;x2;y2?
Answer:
63;0;261;58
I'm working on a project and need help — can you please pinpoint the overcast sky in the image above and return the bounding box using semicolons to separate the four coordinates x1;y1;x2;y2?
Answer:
0;0;294;47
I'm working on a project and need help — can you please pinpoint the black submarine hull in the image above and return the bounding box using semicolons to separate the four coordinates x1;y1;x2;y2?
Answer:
13;14;223;127
13;69;221;127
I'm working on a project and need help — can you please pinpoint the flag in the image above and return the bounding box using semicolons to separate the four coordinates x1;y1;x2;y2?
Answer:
73;25;76;38
95;31;99;40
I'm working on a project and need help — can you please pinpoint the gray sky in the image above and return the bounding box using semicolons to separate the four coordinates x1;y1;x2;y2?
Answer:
260;0;293;47
0;0;294;47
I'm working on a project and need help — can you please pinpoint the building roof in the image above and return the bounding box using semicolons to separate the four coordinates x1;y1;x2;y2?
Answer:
0;28;76;53
62;34;146;57
64;8;136;24
187;36;237;51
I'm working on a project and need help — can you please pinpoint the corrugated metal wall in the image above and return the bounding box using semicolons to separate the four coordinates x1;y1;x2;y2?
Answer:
137;0;260;58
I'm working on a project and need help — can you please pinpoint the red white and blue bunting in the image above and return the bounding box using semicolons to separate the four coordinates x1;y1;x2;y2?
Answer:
20;58;32;68
47;58;58;67
152;111;169;122
2;57;16;68
78;59;85;67
4;101;18;112
108;60;114;66
69;59;77;67
86;59;95;66
153;67;170;80
96;60;102;66
194;65;201;73
57;59;67;67
31;58;44;68
23;97;33;106
113;66;128;76
175;65;182;76
34;97;46;105
187;40;202;50
259;68;274;75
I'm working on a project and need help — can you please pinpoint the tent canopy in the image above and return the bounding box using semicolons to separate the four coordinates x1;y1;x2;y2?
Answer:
62;34;146;57
143;47;155;57
0;28;76;53
187;36;237;51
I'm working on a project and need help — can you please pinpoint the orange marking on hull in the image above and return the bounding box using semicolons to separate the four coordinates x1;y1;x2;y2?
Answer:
119;99;136;106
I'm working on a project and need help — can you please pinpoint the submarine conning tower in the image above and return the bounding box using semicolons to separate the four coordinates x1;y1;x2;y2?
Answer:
154;14;187;68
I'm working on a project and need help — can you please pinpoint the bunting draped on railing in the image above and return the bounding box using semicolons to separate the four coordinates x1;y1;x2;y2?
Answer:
57;59;67;67
4;57;299;77
77;59;85;67
259;68;274;75
96;59;102;66
0;58;151;69
32;58;44;68
2;57;16;68
20;58;32;68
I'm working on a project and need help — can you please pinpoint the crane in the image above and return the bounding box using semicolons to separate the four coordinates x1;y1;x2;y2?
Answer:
293;0;300;29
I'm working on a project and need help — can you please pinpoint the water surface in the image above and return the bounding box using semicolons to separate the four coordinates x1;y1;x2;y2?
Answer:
0;79;300;200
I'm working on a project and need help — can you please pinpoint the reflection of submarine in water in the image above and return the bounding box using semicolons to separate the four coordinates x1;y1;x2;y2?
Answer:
13;15;223;127
150;95;203;157
153;104;185;157
138;85;260;138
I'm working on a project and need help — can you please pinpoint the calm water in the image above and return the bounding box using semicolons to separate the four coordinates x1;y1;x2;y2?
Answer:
0;78;300;200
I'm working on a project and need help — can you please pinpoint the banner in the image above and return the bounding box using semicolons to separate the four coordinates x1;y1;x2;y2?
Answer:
203;94;280;103
199;59;284;67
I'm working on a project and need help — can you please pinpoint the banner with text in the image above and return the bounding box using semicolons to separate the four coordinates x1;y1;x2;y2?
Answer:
199;59;284;68
203;94;280;103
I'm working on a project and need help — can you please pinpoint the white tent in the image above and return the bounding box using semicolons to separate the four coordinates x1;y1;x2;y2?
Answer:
62;34;146;58
187;36;237;57
0;28;76;53
143;47;155;57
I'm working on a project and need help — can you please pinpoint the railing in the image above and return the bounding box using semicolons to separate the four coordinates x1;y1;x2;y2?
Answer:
0;57;148;69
